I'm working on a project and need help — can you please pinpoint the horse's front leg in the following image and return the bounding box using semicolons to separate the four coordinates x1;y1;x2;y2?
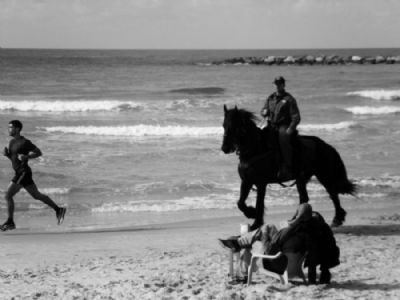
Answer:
249;183;266;230
237;180;256;219
296;179;309;204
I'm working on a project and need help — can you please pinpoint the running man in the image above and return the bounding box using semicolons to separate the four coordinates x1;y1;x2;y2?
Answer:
1;120;66;231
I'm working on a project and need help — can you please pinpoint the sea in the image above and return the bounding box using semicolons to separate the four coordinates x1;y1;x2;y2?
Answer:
0;48;399;231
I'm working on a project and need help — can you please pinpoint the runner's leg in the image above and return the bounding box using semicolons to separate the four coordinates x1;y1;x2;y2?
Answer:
4;182;22;222
24;183;59;212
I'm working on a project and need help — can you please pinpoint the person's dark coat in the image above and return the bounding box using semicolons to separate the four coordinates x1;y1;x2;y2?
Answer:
305;212;340;269
266;209;340;270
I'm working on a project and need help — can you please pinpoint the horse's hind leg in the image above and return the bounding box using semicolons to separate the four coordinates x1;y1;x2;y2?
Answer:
328;191;347;227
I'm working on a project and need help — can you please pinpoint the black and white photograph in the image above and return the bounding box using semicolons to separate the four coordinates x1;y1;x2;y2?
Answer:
0;1;399;299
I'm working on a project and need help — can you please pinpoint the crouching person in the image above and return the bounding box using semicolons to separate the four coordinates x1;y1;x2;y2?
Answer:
219;203;340;284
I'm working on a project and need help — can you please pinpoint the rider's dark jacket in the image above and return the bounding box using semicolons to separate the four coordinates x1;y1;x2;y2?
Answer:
261;91;301;131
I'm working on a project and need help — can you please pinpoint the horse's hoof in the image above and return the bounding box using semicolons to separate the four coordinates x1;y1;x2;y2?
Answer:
331;218;343;227
331;209;347;227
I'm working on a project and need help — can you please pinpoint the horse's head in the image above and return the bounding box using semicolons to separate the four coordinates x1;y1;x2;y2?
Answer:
221;105;239;153
221;104;259;154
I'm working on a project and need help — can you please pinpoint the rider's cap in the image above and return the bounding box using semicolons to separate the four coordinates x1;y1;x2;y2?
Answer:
273;76;285;85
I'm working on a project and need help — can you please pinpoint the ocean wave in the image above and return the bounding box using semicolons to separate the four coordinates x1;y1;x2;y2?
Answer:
92;194;238;213
165;98;221;110
92;192;298;213
0;98;229;114
169;87;225;95
356;175;400;189
0;187;72;197
0;100;143;112
299;121;357;131
347;90;400;101
41;125;222;137
356;193;387;198
344;106;400;115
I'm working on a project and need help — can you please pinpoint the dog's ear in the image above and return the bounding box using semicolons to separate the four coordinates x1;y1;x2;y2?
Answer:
234;105;238;112
224;104;228;113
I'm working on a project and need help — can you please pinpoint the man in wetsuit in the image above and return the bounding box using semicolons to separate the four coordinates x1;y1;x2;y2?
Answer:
1;120;66;231
261;76;301;181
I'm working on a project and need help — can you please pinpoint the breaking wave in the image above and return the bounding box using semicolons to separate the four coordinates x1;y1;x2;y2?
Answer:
92;194;237;213
299;121;357;131
356;175;400;189
0;100;143;112
344;106;400;115
42;121;356;138
0;187;71;196
41;125;222;137
347;90;400;101
90;174;397;214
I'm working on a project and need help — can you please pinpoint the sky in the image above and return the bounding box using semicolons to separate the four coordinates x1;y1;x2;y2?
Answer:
0;0;399;49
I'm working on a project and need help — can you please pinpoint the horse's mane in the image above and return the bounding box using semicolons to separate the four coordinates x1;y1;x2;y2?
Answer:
236;108;259;128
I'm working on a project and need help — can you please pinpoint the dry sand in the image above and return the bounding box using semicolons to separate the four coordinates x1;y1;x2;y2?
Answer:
1;206;400;300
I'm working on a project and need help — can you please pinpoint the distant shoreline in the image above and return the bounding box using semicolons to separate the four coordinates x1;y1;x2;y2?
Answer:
208;54;400;66
1;47;400;51
3;48;400;66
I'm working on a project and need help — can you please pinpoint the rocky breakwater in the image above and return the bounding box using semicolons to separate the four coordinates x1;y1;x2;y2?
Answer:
210;55;400;66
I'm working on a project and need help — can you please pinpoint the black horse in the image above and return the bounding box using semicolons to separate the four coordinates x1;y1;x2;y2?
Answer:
221;105;356;229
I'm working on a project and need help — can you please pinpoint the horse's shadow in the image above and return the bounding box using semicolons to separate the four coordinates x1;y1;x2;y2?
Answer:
332;224;400;236
327;279;400;292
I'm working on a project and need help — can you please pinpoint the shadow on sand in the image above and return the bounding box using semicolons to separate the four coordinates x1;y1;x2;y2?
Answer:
327;280;400;292
333;224;400;236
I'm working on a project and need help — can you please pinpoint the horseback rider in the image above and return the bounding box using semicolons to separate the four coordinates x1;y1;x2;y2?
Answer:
261;76;301;181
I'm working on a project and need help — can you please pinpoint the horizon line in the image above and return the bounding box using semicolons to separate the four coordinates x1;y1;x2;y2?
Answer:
1;46;400;51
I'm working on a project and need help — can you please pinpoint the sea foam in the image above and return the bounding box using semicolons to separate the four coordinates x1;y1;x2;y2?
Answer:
42;121;356;137
357;175;400;189
92;194;238;213
345;106;400;115
299;121;357;131
347;90;400;101
42;125;222;137
0;100;142;112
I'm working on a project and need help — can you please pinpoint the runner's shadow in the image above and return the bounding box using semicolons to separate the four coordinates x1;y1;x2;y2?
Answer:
332;224;400;236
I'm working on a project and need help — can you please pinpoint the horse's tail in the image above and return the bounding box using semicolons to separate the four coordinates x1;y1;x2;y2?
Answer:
313;137;357;195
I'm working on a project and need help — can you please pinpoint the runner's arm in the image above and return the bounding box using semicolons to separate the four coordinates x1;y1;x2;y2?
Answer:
3;147;10;159
19;147;42;162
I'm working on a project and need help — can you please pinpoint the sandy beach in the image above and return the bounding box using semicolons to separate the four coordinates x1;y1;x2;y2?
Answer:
1;205;399;300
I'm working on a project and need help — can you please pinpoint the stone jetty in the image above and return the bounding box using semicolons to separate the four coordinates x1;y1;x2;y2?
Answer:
209;55;400;66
